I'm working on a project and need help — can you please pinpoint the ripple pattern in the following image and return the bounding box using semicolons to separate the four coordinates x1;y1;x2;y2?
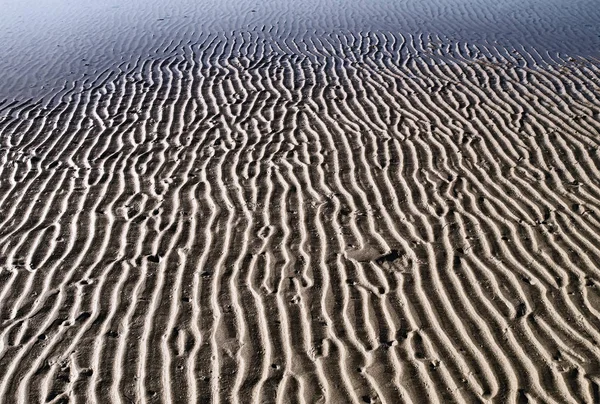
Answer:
0;31;600;403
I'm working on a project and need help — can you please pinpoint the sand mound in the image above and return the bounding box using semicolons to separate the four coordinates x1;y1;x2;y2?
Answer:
0;31;600;403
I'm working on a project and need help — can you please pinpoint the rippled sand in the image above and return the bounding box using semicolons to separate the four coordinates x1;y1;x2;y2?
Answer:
1;1;600;403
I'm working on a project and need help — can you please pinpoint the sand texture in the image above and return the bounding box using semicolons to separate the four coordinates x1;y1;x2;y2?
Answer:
1;29;600;403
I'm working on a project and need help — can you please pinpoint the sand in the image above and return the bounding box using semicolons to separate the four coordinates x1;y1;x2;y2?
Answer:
1;2;600;403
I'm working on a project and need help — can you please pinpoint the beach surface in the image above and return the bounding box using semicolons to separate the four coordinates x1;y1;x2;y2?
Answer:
1;0;600;403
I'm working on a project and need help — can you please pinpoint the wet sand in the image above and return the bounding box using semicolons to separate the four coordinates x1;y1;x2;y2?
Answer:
1;1;600;403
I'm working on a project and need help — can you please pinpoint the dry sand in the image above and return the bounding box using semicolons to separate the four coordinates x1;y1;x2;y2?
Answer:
1;3;600;404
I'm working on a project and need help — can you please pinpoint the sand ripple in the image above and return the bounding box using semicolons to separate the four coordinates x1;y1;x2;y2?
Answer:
0;31;600;403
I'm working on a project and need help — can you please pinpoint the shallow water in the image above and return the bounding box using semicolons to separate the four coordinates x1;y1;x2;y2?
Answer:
0;0;598;100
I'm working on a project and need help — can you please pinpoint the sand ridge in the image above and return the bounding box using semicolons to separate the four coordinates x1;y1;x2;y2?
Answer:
0;30;599;403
